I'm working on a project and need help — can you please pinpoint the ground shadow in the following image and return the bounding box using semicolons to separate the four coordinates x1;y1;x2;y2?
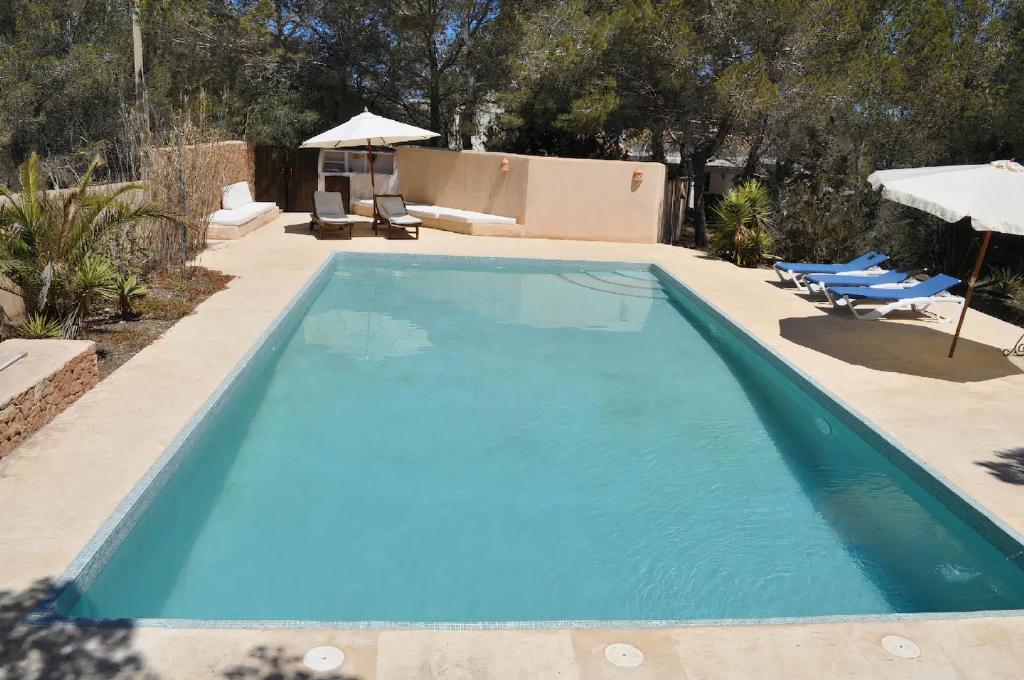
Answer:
283;221;380;239
222;646;356;680
977;448;1024;485
0;580;157;680
778;314;1024;382
1;582;364;679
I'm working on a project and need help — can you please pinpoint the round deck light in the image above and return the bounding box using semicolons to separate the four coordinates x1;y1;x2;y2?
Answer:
881;635;921;659
604;643;644;667
303;646;345;671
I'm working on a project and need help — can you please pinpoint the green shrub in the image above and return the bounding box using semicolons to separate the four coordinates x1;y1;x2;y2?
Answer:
978;266;1024;301
70;254;117;322
109;273;149;320
0;153;172;335
17;313;65;339
710;179;774;267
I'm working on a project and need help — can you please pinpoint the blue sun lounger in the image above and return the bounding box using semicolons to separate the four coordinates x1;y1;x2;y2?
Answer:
805;270;912;297
774;252;890;290
825;273;964;322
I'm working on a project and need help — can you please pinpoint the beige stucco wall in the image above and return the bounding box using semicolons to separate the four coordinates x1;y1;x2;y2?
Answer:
394;147;664;243
521;155;665;242
396;147;530;220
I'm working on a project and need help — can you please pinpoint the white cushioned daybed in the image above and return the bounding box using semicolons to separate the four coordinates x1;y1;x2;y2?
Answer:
207;181;281;240
352;199;520;237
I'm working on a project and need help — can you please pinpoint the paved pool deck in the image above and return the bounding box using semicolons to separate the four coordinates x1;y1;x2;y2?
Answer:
2;213;1024;679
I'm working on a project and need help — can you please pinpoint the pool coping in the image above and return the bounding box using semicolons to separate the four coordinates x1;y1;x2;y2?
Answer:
31;251;1024;630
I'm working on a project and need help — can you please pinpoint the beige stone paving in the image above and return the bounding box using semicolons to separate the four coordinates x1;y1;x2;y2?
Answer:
2;213;1024;679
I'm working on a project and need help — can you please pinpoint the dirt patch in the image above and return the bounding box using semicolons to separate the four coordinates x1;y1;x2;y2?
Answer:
83;267;234;378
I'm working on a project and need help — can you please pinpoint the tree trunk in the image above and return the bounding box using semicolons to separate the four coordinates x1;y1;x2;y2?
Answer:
429;76;443;146
691;155;708;247
650;127;665;162
460;10;476;151
690;121;732;248
676;143;688;244
742;115;767;179
131;0;148;132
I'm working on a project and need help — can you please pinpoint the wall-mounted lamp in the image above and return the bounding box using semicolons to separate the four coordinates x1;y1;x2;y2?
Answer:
500;158;511;173
632;169;644;183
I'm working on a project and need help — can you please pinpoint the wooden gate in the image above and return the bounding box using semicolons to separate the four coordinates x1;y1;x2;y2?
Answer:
253;145;320;212
661;175;688;244
254;145;288;208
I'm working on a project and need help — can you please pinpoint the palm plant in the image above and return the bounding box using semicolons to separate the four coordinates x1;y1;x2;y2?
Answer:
977;266;1024;301
70;253;117;324
710;179;774;268
17;313;65;339
0;153;172;335
109;272;149;320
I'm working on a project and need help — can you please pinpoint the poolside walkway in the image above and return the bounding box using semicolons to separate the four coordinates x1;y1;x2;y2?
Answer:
2;214;1024;679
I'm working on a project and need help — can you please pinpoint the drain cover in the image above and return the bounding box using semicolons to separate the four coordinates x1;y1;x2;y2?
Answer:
881;635;920;659
604;643;644;667
303;646;345;671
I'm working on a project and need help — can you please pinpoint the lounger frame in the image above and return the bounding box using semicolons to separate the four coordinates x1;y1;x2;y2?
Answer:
310;213;353;240
310;191;353;240
374;194;421;240
775;266;886;292
830;288;966;323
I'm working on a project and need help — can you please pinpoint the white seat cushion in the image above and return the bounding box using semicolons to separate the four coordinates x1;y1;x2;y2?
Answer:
356;199;516;225
209;202;276;226
432;205;516;225
464;211;516;225
222;181;254;210
407;204;442;220
314;191;347;219
388;214;422;226
375;195;409;219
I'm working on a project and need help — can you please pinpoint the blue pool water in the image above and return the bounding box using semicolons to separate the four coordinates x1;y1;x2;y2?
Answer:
63;255;1024;623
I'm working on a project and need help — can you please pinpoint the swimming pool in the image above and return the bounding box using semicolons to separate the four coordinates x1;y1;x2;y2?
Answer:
52;254;1024;625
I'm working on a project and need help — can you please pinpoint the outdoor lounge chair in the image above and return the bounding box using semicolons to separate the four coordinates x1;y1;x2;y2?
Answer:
374;194;421;240
311;191;353;239
806;270;913;297
825;273;964;322
774;252;890;290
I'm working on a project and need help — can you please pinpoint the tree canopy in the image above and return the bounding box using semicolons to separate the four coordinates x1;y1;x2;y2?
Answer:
1;0;1022;266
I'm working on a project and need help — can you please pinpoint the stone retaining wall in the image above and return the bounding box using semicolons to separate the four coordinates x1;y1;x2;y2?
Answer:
0;339;99;457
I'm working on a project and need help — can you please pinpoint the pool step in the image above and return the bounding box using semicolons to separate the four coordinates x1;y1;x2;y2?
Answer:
557;271;669;300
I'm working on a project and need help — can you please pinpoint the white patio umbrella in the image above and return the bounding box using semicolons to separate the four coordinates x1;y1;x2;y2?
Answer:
300;108;439;196
867;160;1024;358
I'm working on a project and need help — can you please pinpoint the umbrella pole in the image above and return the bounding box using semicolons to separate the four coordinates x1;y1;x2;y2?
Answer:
367;139;377;195
367;139;378;232
948;230;992;358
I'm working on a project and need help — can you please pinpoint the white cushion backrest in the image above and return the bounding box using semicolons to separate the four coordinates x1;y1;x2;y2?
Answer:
222;181;253;210
314;191;344;217
376;195;407;219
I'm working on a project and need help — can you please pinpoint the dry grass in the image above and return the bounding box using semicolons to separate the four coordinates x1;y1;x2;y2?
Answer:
139;105;234;269
83;266;233;377
107;93;234;272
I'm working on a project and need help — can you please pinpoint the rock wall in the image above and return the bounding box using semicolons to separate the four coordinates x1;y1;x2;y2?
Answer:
0;340;99;457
